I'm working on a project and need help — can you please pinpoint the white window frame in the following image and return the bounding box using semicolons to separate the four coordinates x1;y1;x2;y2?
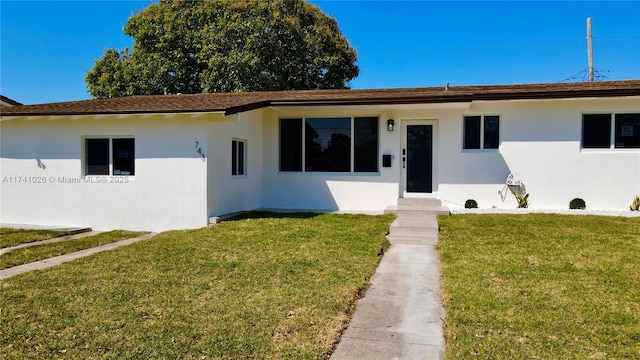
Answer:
232;138;247;178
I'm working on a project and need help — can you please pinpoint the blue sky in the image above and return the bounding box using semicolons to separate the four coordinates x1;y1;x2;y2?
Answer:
1;1;639;105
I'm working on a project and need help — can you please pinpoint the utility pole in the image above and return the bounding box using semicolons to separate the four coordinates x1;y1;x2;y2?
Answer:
587;17;594;82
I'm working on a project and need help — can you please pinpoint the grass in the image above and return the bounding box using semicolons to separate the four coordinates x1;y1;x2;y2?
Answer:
0;230;148;270
438;214;640;359
0;228;68;248
0;212;394;359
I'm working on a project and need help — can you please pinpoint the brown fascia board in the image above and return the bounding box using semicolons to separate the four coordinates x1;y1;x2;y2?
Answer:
0;108;226;118
243;88;640;113
0;95;22;106
223;100;273;116
223;97;475;115
471;88;640;101
271;96;471;106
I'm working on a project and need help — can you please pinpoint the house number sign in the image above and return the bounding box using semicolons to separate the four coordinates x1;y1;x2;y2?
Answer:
195;141;206;162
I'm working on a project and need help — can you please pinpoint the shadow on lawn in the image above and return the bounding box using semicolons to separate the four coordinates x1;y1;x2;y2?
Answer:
225;211;325;221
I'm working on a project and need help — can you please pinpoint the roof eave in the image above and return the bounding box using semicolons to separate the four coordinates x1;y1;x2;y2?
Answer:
224;100;272;116
472;88;640;101
0;109;227;118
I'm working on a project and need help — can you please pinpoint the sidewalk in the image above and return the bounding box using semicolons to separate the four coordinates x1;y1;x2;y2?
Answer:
331;201;447;360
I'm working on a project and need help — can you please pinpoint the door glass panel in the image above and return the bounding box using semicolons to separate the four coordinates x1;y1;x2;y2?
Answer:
407;125;432;193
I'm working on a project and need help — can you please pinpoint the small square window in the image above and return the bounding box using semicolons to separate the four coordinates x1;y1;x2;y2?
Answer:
614;113;640;148
582;114;611;148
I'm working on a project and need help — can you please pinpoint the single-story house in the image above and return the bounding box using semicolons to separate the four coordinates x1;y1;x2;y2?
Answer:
1;80;639;231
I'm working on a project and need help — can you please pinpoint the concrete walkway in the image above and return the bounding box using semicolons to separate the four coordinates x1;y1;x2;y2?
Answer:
0;232;157;280
331;198;449;360
1;230;100;255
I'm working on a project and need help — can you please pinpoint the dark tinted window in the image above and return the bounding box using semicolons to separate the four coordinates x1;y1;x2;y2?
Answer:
305;118;351;172
232;140;245;176
232;140;238;176
112;138;134;176
238;141;245;175
280;119;302;171
354;117;378;172
583;114;611;148
614;113;640;148
86;138;109;175
483;116;500;149
463;116;481;149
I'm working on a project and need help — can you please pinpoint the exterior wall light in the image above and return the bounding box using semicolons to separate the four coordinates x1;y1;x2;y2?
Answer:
387;119;395;132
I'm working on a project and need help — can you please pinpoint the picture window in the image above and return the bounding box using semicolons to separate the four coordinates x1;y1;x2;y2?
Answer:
279;117;379;172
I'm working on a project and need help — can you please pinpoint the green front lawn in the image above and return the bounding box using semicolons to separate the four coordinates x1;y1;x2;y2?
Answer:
0;228;68;248
0;230;148;270
438;214;640;359
0;212;394;359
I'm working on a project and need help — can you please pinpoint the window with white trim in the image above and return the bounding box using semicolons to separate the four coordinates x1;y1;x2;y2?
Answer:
232;139;246;176
85;138;135;176
463;115;499;150
279;117;379;172
583;113;640;149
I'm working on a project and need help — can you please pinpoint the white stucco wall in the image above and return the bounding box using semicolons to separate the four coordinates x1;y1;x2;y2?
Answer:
261;107;400;213
436;97;640;210
206;110;263;217
0;114;209;231
2;95;637;232
260;97;639;213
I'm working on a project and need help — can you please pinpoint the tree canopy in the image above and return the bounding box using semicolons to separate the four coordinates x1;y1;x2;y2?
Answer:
85;0;359;98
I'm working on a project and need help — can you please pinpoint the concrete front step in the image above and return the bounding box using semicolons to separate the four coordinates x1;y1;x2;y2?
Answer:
387;235;439;246
389;227;439;237
397;197;442;207
397;207;450;216
390;217;439;228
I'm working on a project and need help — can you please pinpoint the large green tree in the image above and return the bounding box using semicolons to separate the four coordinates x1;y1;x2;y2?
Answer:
86;0;359;98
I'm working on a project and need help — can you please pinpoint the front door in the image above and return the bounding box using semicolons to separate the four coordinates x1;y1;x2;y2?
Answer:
402;121;436;196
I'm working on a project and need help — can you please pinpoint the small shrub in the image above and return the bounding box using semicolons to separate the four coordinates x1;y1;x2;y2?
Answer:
569;198;586;210
631;195;640;211
516;193;529;209
464;199;478;209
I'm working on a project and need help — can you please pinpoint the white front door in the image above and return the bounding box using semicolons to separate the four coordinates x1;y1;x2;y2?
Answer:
401;120;438;197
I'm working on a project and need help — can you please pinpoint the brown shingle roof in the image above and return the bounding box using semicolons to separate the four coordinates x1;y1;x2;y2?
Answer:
2;80;639;117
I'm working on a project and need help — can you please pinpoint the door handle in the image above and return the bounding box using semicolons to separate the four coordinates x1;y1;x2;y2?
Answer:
402;148;406;168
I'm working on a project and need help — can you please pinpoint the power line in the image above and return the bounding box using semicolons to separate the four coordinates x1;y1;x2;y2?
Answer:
558;68;610;83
